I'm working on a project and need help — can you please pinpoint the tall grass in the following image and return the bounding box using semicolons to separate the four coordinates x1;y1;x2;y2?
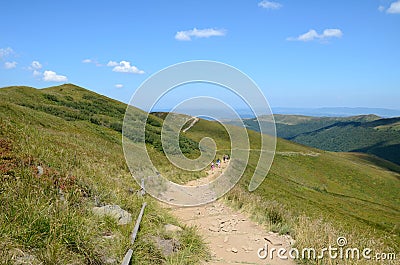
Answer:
0;101;209;264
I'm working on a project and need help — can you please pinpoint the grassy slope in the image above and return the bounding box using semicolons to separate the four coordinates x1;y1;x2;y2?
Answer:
0;85;208;264
236;114;400;165
183;117;400;264
2;85;399;264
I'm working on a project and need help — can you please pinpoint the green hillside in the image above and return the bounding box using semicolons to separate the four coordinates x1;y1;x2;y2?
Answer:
234;114;400;165
156;111;400;264
1;85;399;264
0;84;208;264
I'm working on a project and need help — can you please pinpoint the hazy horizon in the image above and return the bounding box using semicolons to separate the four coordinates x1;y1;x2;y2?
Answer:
151;106;400;119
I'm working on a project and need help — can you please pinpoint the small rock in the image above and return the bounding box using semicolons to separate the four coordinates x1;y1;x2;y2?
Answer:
164;224;183;233
151;236;180;256
231;247;238;253
14;254;38;265
223;236;229;243
10;249;40;265
222;227;230;232
209;226;220;232
92;205;132;225
219;217;230;224
102;257;117;264
264;236;282;246
59;189;66;202
37;166;43;176
212;221;220;227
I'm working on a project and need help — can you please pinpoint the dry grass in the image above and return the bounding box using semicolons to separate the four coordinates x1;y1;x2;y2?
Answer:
223;187;399;265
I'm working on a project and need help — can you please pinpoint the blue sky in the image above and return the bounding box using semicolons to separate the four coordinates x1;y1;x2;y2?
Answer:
1;0;399;109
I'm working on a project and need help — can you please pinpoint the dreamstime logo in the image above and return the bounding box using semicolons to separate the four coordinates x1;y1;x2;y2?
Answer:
122;61;276;206
257;237;397;261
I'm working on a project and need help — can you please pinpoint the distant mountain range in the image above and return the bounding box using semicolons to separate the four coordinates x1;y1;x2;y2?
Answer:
226;114;400;165
154;107;400;119
271;107;400;118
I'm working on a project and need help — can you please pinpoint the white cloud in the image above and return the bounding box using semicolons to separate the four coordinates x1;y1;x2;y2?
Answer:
31;61;42;70
287;28;343;42
107;61;119;67
82;58;102;66
108;61;144;74
295;29;320;41
33;70;41;77
258;0;282;9
175;31;191;41
4;61;17;69
378;5;385;12
322;28;343;38
175;28;226;41
387;0;400;13
0;47;13;59
43;70;68;82
115;84;123;88
28;61;42;77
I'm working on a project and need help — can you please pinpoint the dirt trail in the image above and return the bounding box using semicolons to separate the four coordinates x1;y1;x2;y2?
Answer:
182;117;199;133
164;161;296;265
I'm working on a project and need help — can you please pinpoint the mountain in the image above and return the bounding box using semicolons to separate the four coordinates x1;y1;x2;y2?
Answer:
154;107;400;119
1;84;399;264
0;84;208;264
272;107;400;118
232;114;400;166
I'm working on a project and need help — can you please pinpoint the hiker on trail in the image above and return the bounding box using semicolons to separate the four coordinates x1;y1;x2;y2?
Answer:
211;162;215;171
223;155;230;163
216;158;221;168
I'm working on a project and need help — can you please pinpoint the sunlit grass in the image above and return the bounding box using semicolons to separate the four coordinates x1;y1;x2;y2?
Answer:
0;86;210;264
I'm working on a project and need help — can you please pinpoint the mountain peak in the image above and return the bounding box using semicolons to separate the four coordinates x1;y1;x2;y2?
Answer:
44;83;88;92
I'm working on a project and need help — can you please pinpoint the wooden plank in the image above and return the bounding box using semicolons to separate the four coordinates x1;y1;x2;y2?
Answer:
121;249;133;265
130;202;147;244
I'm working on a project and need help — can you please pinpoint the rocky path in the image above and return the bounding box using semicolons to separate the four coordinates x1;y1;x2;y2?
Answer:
163;162;296;265
171;201;295;265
